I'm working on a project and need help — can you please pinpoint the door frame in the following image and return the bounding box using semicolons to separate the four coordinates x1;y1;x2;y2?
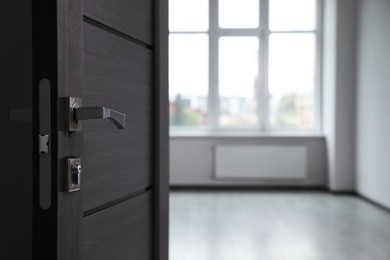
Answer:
32;0;59;258
33;0;169;259
153;0;169;259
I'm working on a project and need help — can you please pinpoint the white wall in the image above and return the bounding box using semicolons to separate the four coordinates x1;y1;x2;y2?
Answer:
170;0;359;189
322;0;357;191
170;136;327;187
356;0;390;209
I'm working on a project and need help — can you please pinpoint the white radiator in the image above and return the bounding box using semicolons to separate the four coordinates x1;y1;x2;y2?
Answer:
215;145;307;179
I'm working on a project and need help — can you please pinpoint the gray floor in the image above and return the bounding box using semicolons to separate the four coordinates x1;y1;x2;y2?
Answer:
170;191;390;260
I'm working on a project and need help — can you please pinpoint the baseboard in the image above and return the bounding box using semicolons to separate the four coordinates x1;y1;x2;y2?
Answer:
357;193;390;213
170;185;328;192
325;188;357;196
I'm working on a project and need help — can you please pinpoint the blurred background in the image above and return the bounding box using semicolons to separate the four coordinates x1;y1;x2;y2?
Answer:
168;0;390;259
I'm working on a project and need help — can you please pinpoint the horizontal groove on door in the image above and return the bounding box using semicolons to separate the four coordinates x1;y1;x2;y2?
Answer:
83;191;153;260
84;0;153;45
83;186;152;217
82;22;153;211
83;16;153;50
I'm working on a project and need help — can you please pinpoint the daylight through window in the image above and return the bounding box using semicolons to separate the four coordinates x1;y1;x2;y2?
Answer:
169;0;320;132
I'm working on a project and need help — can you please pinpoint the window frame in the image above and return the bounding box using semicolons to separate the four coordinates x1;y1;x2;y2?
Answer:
169;0;323;134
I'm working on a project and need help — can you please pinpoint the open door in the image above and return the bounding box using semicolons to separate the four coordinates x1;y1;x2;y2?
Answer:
33;0;168;259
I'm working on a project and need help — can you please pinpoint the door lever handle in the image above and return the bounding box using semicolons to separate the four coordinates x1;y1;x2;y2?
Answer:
74;107;126;129
65;97;126;131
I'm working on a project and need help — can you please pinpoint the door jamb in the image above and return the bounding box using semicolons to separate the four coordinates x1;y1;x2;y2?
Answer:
153;0;169;259
32;0;59;258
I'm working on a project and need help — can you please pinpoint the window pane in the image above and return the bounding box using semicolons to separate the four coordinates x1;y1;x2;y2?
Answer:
169;0;209;32
169;34;209;128
268;33;316;130
269;0;316;31
219;37;259;127
219;0;259;28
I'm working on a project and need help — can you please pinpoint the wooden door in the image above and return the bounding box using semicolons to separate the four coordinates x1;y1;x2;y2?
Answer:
33;0;168;259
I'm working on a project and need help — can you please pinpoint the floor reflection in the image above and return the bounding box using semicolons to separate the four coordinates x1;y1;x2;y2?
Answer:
170;191;390;260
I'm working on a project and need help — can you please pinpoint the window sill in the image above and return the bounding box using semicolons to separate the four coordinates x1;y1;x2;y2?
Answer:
170;130;325;140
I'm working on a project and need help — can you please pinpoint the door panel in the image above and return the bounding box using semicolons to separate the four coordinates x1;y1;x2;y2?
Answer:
49;0;168;259
83;191;153;260
82;22;153;212
84;0;153;45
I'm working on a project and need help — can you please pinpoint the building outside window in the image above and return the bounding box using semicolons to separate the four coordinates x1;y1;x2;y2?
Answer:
169;0;320;133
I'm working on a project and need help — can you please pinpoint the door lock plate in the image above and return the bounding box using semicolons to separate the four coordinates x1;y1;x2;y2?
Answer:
39;134;50;154
64;157;81;192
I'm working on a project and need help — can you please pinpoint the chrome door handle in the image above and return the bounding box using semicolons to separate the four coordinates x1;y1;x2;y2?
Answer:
74;107;126;129
65;97;126;131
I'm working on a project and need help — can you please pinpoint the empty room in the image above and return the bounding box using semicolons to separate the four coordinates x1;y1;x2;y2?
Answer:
169;0;390;259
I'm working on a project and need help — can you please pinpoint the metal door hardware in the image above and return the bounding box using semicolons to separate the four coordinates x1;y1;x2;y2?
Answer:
65;97;126;132
65;158;82;192
8;80;52;208
39;135;50;154
39;79;52;209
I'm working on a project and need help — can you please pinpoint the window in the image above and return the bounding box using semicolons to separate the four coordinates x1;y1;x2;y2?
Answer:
169;0;320;133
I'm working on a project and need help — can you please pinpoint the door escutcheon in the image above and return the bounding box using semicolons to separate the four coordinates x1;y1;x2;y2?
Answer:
64;157;81;192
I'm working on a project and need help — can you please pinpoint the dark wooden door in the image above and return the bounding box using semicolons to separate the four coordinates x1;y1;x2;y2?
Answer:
33;0;168;259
